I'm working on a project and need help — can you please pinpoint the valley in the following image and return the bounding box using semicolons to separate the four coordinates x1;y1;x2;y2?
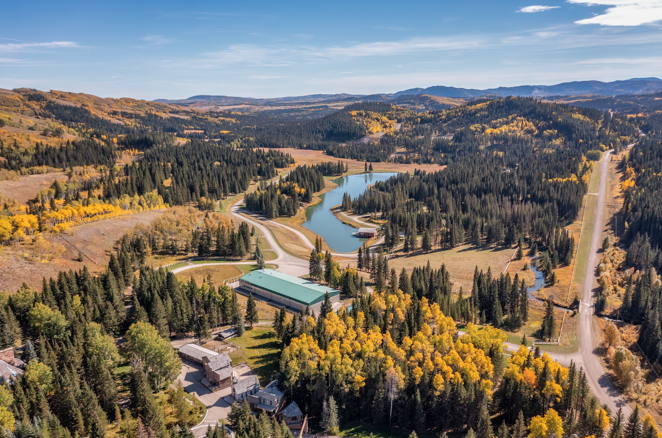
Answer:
0;84;660;438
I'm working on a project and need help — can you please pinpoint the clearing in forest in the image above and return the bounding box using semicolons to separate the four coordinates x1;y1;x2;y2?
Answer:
0;172;67;205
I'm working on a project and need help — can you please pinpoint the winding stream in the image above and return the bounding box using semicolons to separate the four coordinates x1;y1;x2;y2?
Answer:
527;260;546;301
303;172;397;253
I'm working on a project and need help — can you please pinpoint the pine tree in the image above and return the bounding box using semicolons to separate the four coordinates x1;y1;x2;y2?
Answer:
324;251;334;284
320;292;332;318
321;396;339;434
512;411;526;438
625;406;641;438
610;408;624;438
245;294;259;328
309;249;322;280
231;307;243;338
476;397;493;438
273;308;286;339
131;367;166;438
497;421;509;438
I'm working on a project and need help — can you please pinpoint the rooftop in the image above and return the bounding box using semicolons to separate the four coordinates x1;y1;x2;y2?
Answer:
281;401;303;418
206;353;232;371
179;343;218;362
262;380;284;398
212;366;233;381
358;227;376;234
233;375;260;394
0;359;23;383
239;269;339;306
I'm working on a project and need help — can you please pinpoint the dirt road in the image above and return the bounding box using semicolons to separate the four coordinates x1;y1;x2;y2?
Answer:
579;150;632;415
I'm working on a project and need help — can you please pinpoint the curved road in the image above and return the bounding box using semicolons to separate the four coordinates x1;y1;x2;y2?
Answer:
229;198;384;260
180;153;631;418
579;150;632;416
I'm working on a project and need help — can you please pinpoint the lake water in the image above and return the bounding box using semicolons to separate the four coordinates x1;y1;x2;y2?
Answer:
303;172;397;253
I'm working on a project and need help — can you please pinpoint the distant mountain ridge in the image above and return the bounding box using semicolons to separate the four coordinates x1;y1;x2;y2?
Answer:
394;78;662;98
155;77;662;107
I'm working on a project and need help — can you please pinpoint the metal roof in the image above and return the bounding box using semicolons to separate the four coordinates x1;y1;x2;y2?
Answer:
239;269;339;306
179;344;218;361
358;228;376;234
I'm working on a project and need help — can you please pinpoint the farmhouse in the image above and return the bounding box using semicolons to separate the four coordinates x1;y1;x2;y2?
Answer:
357;227;376;238
178;344;235;390
237;269;339;313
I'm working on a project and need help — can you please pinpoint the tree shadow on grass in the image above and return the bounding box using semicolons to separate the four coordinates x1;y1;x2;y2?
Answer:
252;331;275;340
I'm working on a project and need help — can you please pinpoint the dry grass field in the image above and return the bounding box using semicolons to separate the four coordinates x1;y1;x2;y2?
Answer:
175;264;243;286
533;161;601;307
0;210;165;293
387;244;516;292
264;148;446;174
0;172;67;204
504;254;537;286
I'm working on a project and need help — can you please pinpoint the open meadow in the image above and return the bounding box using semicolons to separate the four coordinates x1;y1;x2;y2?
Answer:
0;171;67;204
264;147;446;175
0;210;164;292
387;244;516;292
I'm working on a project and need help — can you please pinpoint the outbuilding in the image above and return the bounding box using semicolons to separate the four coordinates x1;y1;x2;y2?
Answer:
237;269;340;313
357;228;376;238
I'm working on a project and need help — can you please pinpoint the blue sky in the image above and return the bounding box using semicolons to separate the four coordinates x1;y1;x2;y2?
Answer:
1;0;662;99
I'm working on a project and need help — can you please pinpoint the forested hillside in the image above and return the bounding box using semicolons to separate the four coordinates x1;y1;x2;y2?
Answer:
275;259;619;438
605;120;662;369
0;224;266;437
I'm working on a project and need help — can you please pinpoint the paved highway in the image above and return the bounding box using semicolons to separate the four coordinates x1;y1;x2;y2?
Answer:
579;150;632;416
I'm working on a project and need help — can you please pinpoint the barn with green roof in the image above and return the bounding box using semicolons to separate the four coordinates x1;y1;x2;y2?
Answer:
237;269;339;313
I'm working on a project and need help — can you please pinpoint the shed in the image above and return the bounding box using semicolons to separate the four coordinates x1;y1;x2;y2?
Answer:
357;228;376;238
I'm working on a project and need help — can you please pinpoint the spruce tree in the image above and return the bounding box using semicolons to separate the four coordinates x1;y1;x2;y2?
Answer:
610;408;624;438
131;367;166;438
476;397;493;438
497;421;509;438
245;294;259;328
625;406;641;438
320;292;332;318
321;396;339;434
512;411;526;438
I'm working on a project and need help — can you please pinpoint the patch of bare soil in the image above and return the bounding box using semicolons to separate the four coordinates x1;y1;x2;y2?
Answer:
0;210;165;293
0;172;67;204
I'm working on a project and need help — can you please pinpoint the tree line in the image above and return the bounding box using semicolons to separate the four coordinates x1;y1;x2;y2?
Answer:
244;163;339;217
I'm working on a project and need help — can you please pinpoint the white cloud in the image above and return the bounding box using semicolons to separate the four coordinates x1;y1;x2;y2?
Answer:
250;75;282;79
0;41;80;53
518;5;561;12
575;56;662;64
568;0;662;26
141;35;176;46
201;36;485;67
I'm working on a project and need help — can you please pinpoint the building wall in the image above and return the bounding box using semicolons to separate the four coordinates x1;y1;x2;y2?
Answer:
238;281;339;314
